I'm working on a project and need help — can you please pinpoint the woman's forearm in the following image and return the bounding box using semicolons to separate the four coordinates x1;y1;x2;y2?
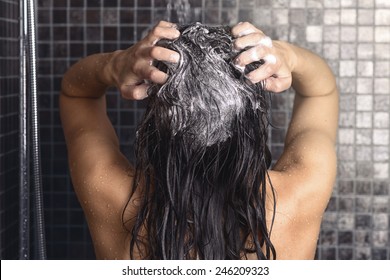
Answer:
61;52;117;99
282;42;339;144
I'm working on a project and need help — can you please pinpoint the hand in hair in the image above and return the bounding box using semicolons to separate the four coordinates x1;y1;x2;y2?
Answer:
110;21;180;100
232;22;295;93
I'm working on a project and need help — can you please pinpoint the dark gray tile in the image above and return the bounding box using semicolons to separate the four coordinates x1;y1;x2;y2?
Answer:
320;230;337;246
355;247;372;260
338;231;354;245
372;248;388;260
355;230;371;247
321;248;336;260
355;214;372;230
339;197;354;212
373;181;389;195
339;247;354;260
355;181;372;195
338;180;354;195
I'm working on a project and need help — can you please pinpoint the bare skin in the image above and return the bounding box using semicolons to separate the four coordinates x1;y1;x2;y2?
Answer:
60;21;338;259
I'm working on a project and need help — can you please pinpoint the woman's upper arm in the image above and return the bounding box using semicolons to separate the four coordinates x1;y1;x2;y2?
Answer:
274;41;339;176
59;92;123;174
60;92;133;222
272;86;339;216
60;92;135;257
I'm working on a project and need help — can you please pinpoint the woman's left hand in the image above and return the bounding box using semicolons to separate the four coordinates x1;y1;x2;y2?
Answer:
231;22;296;93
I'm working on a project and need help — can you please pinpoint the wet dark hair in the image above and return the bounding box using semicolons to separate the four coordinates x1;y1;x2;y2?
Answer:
128;23;276;259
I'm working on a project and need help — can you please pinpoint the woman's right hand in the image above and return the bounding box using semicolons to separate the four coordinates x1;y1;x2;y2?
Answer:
108;21;181;100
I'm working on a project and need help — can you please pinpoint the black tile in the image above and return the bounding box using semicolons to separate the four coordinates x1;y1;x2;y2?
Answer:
87;0;101;7
53;26;68;41
104;0;118;7
52;9;67;24
104;26;118;41
70;0;84;7
53;0;67;7
138;0;151;7
87;9;101;24
121;0;135;7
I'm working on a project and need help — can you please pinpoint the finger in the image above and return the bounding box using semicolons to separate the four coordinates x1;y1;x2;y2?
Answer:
136;45;180;63
155;20;177;28
234;45;268;67
120;83;149;100
149;46;180;63
231;22;259;37
147;25;180;45
264;76;292;93
234;33;272;50
132;57;169;83
245;56;279;84
140;65;168;84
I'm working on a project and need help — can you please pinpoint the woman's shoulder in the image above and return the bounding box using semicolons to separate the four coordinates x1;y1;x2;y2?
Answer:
265;170;329;259
265;147;336;259
79;156;135;259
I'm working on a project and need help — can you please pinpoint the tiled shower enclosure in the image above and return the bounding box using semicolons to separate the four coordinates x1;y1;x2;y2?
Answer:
0;0;389;259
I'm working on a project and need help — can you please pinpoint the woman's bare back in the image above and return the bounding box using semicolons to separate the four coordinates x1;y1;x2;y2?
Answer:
60;21;338;260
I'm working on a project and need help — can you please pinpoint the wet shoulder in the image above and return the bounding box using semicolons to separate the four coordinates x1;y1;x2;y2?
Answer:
264;170;329;259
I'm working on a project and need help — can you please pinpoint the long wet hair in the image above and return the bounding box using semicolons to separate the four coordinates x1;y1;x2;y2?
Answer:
127;23;276;259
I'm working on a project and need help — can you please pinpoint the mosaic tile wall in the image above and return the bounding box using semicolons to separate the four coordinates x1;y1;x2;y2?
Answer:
33;0;389;259
0;0;20;259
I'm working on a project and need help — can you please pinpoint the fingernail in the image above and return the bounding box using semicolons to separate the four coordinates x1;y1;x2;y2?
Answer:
250;48;260;61
170;52;180;63
173;30;180;38
259;36;273;48
232;40;241;51
234;63;245;72
244;74;255;85
264;54;277;64
233;56;245;72
238;28;256;37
